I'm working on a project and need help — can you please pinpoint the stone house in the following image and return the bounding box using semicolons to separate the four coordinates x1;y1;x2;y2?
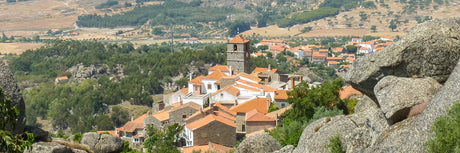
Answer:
245;109;276;135
230;98;271;134
144;110;170;130
184;114;236;147
168;102;202;126
185;103;236;125
274;90;289;108
118;113;149;143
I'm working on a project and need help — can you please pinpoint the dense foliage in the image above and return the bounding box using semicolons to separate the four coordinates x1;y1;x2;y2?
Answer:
11;40;226;133
77;0;235;28
270;79;347;146
426;102;460;153
144;124;183;153
0;89;34;153
278;7;340;28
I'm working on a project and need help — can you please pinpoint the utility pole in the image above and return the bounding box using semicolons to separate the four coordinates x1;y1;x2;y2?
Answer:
171;25;174;54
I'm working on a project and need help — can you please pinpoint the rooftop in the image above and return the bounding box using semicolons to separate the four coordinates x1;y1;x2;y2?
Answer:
229;35;249;43
120;113;148;132
339;85;363;99
253;67;278;73
230;98;271;114
246;109;275;122
153;110;170;122
274;90;289;100
204;70;228;80
186;114;236;130
169;102;202;113
209;65;233;72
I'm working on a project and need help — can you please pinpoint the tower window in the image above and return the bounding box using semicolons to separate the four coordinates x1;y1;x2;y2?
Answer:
233;44;237;51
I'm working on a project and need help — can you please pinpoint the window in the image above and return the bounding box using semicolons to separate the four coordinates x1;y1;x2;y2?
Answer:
207;84;212;89
221;93;224;97
195;86;199;91
183;115;187;118
242;125;246;132
281;103;286;108
233;44;237;51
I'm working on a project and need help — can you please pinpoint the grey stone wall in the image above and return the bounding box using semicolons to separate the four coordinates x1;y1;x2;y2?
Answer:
193;120;236;147
227;42;250;74
170;107;199;125
246;121;276;134
235;113;246;133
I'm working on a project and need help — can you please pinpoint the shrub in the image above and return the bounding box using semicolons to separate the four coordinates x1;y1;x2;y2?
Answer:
327;135;345;153
73;133;82;143
426;102;460;153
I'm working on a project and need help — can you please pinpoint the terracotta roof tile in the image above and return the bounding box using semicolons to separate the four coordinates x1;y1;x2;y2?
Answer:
269;44;286;51
237;72;262;83
214;111;236;121
346;57;355;61
214;103;237;116
169;102;201;113
230;98;271;113
328;61;338;65
204;70;228;80
120;113;148;132
57;76;68;81
237;80;276;92
333;47;343;52
380;36;395;40
252;67;277;73
312;52;326;58
186;114;236;130
319;49;329;52
343;65;351;68
245;127;276;137
339;85;362;99
208;142;233;153
229;35;249;43
326;57;342;61
153;110;170;122
183;145;210;153
180;88;189;95
209;65;233;72
189;75;205;85
261;39;284;43
211;86;240;97
185;107;211;122
274;90;289;100
246;109;275;122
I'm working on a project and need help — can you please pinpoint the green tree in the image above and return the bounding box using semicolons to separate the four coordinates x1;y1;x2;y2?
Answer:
152;27;165;36
346;45;357;53
144;124;183;153
426;102;460;153
301;26;313;33
175;78;189;89
0;89;34;153
371;25;377;32
389;20;397;31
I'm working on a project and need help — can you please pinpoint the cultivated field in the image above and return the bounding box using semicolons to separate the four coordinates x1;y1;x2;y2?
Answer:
0;43;45;55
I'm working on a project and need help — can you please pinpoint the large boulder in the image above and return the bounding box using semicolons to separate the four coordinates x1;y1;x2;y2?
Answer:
272;145;294;153
0;62;26;134
368;58;460;152
293;115;356;153
346;18;460;101
374;76;442;124
25;142;74;153
235;132;282;153
24;125;50;142
81;132;123;153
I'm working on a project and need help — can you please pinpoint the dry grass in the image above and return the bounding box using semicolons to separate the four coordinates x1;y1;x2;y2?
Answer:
112;101;151;118
54;140;94;153
0;43;44;55
325;117;331;123
314;124;323;132
384;133;390;138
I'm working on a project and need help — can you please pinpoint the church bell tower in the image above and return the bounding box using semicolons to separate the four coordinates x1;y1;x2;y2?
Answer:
227;35;250;74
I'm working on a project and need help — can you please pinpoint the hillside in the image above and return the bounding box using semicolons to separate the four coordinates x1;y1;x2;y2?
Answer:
242;0;460;37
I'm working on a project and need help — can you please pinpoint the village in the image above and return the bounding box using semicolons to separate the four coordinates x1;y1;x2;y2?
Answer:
89;35;399;152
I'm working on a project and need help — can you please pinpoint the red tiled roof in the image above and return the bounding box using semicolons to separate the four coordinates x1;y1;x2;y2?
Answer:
326;57;342;61
180;88;189;95
380;36;395;40
214;111;236;121
181;33;191;37
153;110;170;122
204;70;228;80
183;145;210;153
214;103;237;116
229;35;249;43
339;85;363;99
346;57;355;61
333;47;343;52
319;49;328;52
343;65;351;68
312;52;326;58
252;67;277;73
270;44;286;51
189;75;205;85
274;90;288;100
208;142;233;153
245;127;276;137
190;37;199;41
237;72;262;83
211;85;240;97
120;113;148;132
352;38;362;40
230;98;271;113
246;109;275;122
209;65;232;72
186;114;236;130
328;61;339;65
169;102;201;113
237;79;276;92
57;76;68;81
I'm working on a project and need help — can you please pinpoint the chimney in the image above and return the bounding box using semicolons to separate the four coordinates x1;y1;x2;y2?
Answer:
291;78;295;89
299;76;303;82
229;66;232;76
268;64;271;71
260;87;265;96
266;99;270;110
131;116;133;122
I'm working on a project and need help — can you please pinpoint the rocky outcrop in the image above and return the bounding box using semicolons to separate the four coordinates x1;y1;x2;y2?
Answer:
80;132;123;153
346;18;460;101
272;145;294;153
24;126;50;142
67;64;108;83
293;115;356;153
374;76;442;124
0;62;26;134
235;133;282;153
25;142;74;153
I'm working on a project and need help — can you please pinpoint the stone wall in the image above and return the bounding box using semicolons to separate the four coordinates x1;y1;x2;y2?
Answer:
170;107;200;125
246;121;276;134
193;120;236;147
227;42;250;73
235;113;246;133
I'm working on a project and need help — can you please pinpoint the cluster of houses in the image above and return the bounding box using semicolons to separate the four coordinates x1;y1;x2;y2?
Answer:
252;36;395;69
97;36;364;153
